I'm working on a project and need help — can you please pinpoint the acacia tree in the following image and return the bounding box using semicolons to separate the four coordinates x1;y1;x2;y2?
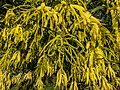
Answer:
0;0;120;90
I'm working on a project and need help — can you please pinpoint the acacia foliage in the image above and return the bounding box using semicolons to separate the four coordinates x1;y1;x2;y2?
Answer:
0;0;120;90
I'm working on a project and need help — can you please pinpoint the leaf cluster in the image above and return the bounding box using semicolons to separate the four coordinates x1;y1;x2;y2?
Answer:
0;0;120;90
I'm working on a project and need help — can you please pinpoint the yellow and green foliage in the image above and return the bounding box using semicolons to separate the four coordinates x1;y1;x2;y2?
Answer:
0;0;120;90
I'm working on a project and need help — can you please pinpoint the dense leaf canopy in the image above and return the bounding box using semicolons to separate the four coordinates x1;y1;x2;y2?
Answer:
0;0;120;90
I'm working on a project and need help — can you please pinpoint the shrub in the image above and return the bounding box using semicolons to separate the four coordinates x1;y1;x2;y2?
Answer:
0;0;120;90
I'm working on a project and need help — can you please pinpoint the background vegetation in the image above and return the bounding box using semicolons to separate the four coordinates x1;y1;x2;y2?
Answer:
0;0;120;90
